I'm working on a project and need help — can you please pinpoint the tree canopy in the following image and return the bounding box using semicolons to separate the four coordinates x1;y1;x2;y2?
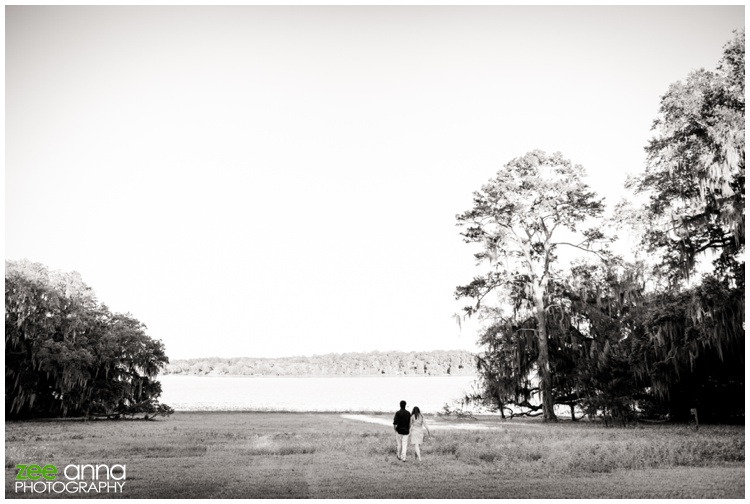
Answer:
5;260;172;419
624;29;744;288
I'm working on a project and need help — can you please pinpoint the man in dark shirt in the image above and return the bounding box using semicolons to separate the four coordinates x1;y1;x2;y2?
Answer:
393;400;411;462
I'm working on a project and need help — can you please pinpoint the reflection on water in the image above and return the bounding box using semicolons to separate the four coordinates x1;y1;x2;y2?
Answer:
158;374;477;413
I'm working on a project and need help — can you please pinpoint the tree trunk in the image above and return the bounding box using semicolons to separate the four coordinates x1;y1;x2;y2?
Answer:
496;393;506;419
533;288;558;422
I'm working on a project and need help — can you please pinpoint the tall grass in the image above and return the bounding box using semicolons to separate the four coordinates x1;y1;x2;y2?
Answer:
359;422;743;474
4;412;744;499
418;426;743;474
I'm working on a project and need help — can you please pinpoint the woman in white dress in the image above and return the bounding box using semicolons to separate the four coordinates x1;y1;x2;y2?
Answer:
409;406;431;461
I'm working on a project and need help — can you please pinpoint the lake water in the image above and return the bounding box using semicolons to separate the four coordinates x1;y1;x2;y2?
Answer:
158;375;478;413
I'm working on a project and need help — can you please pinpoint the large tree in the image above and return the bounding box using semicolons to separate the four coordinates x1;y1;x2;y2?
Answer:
455;150;606;421
624;29;744;288
461;32;745;425
615;29;745;422
5;260;172;419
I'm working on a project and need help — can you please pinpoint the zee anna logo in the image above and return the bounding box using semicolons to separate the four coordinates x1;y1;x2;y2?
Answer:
15;463;126;494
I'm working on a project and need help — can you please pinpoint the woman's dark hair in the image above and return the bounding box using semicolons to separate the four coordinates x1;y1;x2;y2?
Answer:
411;406;421;419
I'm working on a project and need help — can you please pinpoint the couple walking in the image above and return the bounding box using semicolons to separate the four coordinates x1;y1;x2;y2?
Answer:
393;400;432;462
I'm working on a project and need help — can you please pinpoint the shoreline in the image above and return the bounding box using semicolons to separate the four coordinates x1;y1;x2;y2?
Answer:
159;373;477;378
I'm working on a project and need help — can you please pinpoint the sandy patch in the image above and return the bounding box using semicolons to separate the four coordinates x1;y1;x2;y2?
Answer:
340;414;393;426
340;413;542;430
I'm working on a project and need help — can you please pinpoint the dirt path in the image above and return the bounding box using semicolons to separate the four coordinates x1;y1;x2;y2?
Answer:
340;413;541;430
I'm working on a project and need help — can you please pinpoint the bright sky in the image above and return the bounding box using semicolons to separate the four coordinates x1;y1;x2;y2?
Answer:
5;6;744;359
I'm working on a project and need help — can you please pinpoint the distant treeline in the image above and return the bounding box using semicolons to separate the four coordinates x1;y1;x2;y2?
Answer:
163;350;476;377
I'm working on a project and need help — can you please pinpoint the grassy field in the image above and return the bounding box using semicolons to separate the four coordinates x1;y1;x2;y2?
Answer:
5;411;744;499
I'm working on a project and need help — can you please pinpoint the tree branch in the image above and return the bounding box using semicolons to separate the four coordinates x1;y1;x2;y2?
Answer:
554;242;609;261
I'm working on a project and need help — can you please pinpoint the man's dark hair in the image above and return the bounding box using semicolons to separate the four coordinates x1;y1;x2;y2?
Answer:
400;400;406;409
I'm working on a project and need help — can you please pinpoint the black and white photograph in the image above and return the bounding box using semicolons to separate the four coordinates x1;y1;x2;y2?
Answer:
5;4;744;499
